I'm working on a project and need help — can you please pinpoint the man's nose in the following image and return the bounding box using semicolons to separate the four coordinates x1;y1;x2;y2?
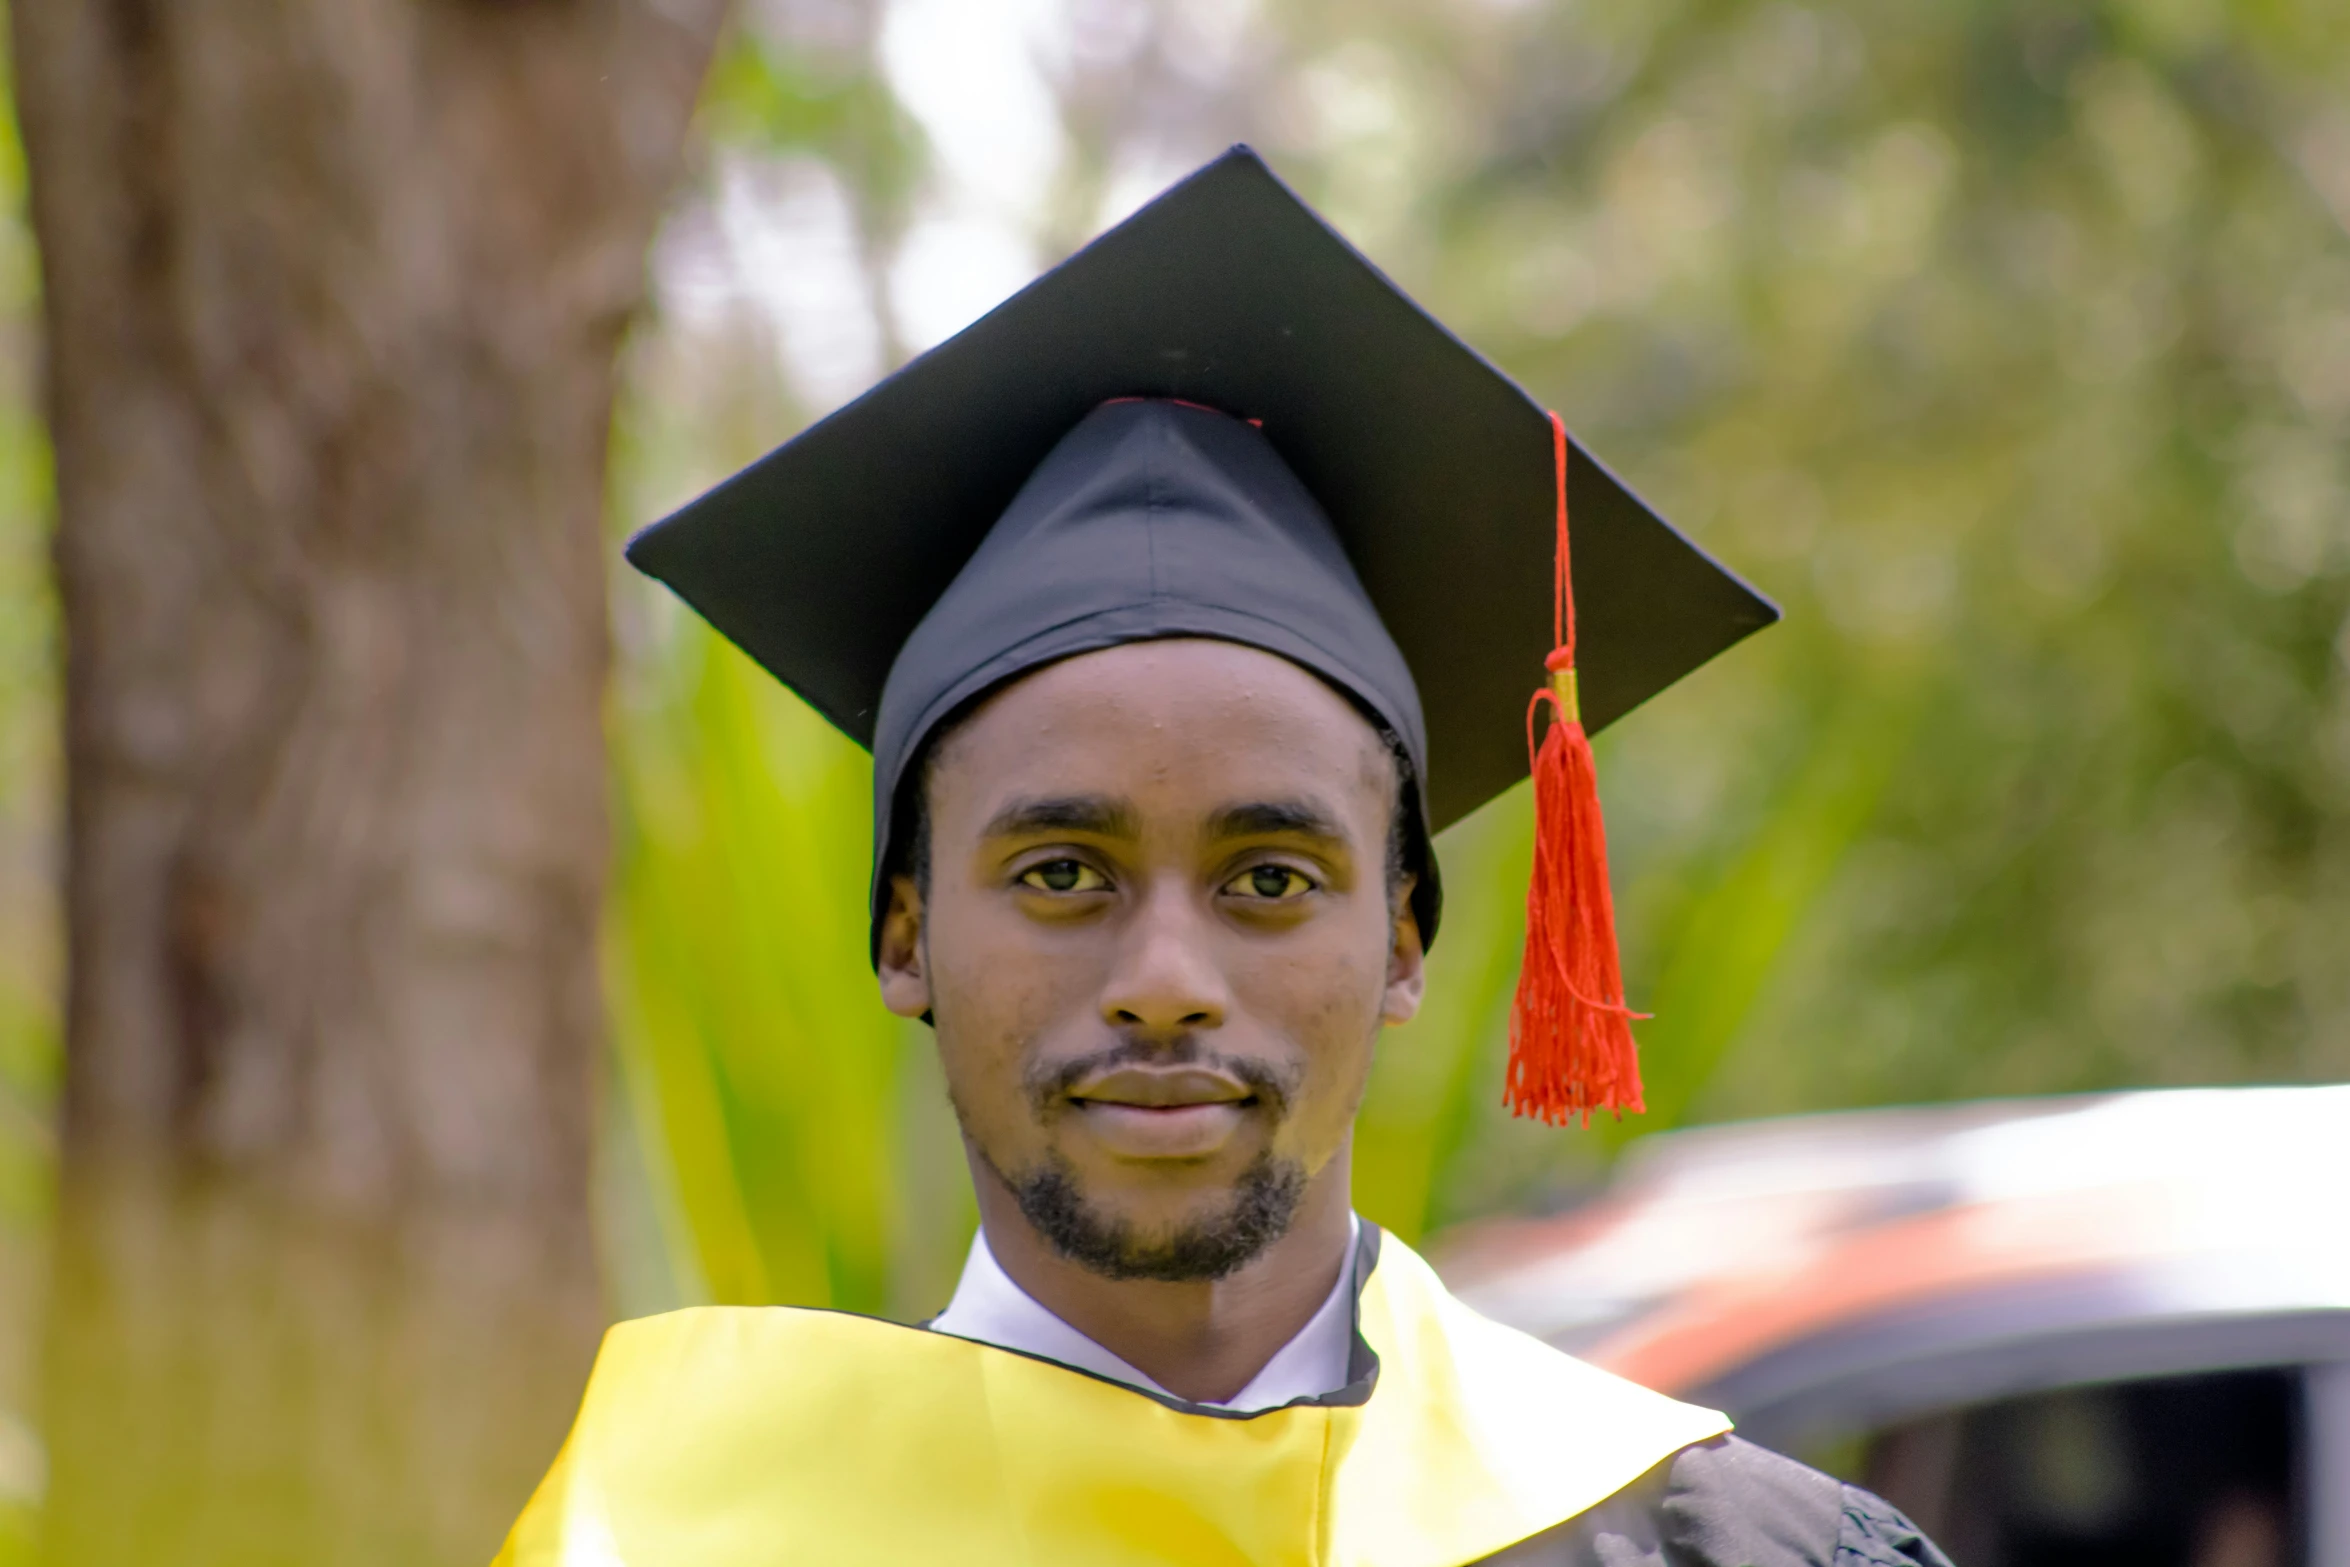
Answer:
1099;879;1230;1037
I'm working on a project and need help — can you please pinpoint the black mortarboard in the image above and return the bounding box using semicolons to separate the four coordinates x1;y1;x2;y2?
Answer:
626;146;1778;1116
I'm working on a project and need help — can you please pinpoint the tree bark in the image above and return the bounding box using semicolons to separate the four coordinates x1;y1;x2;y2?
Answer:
9;1;725;1558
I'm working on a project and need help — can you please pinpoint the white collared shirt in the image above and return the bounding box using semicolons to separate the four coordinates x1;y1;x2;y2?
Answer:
927;1215;1362;1412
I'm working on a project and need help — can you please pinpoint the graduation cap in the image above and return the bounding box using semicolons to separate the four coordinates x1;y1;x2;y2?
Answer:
626;147;1778;1124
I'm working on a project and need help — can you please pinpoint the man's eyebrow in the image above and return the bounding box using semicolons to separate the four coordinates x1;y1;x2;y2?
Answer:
979;794;1140;840
1206;799;1348;843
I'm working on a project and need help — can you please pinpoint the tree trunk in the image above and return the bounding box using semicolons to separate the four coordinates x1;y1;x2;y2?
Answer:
9;1;726;1559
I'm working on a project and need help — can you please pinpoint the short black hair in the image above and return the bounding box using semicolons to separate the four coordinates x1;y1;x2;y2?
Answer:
895;714;1423;913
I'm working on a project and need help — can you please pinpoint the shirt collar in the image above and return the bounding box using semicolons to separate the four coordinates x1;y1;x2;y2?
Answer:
927;1215;1363;1412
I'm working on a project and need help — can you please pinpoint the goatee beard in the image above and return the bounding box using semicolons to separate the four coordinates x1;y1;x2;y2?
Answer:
1002;1151;1307;1283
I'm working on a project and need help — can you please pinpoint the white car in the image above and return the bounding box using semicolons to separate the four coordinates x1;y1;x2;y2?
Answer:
1437;1086;2350;1566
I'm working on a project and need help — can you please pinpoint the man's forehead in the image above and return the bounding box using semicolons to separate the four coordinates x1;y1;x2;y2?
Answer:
923;645;1390;825
940;640;1392;770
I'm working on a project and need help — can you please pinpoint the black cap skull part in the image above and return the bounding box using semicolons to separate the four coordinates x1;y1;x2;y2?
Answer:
624;145;1779;964
873;398;1438;946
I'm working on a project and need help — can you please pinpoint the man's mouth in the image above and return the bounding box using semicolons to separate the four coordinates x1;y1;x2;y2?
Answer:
1064;1066;1260;1158
1069;1066;1255;1110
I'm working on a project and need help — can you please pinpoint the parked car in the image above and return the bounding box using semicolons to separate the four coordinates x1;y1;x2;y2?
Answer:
1437;1086;2350;1566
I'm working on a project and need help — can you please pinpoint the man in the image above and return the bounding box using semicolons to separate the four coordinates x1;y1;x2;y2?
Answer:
499;149;1953;1565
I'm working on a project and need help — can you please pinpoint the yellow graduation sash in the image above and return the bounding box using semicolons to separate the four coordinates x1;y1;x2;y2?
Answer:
494;1232;1728;1566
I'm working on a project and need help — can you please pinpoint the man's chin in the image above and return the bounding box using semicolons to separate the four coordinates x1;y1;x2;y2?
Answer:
1007;1152;1306;1284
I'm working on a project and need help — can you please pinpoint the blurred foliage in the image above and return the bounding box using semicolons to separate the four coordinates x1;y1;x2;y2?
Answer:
605;615;975;1319
704;29;926;213
602;0;2350;1320
1236;0;2350;1171
599;10;929;1322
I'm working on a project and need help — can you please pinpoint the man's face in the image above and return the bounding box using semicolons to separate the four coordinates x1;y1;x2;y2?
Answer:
877;638;1425;1281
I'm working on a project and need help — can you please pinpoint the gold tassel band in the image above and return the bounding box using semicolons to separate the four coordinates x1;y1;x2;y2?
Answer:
1549;666;1580;726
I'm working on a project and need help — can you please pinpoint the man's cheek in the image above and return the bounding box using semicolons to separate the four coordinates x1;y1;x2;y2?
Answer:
936;948;1073;1072
1248;945;1385;1039
1292;967;1386;1110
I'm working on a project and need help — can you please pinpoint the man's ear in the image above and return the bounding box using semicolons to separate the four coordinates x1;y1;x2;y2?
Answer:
1382;874;1426;1026
877;873;933;1019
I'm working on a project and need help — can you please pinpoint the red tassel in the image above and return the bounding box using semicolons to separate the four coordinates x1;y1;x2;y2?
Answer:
1506;413;1647;1126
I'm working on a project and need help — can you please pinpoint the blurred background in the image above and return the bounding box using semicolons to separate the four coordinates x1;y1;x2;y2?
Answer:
0;0;2346;1561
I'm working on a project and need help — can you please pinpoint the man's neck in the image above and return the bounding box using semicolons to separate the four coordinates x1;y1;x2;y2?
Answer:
970;1155;1357;1405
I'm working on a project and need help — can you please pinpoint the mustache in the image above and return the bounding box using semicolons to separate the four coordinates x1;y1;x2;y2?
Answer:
1025;1038;1301;1115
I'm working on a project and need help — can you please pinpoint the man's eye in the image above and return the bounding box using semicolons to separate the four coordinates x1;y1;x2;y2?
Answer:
1019;859;1106;894
1226;865;1314;901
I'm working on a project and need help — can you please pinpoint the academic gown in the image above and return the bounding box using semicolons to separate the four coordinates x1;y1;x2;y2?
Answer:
1472;1434;1951;1565
496;1225;1952;1567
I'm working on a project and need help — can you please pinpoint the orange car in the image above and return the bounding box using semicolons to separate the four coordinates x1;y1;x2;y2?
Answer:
1438;1086;2350;1566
